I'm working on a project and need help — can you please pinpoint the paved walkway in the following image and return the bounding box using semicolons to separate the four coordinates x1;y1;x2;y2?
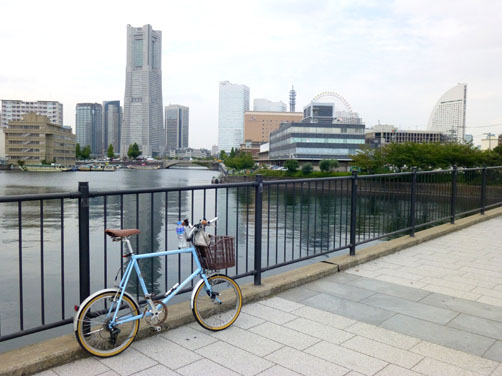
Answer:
36;217;502;376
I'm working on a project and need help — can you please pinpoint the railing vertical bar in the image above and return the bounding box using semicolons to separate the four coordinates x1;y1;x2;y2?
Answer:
450;166;457;224
18;201;24;331
320;181;324;251
339;180;343;247
267;186;271;267
235;187;240;274
120;194;124;277
164;191;168;291
299;182;303;258
292;182;295;259
40;200;45;325
481;166;487;215
224;188;229;235
326;181;330;251
306;181;310;255
78;182;90;305
313;181;318;254
345;178;349;246
410;168;417;237
191;190;194;285
60;199;65;319
203;189;206;219
275;184;279;262
283;182;287;262
350;171;358;256
104;196;107;288
178;191;182;284
333;180;337;248
135;193;139;299
150;192;154;291
254;175;263;285
246;185;249;272
214;187;218;236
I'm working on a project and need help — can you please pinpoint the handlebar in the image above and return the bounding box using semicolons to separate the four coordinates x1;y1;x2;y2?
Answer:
184;217;217;239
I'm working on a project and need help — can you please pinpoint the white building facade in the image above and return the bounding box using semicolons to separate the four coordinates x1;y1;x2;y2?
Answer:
218;81;249;153
122;24;164;157
1;100;63;127
427;83;467;142
253;98;286;112
165;105;189;151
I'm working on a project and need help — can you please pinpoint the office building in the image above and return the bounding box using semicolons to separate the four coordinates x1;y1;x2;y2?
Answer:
253;99;286;112
1;100;63;127
244;111;303;144
365;126;445;147
76;103;103;156
481;134;498;151
165;105;189;151
269;102;365;161
427;83;467;142
211;145;218;156
218;81;249;152
499;134;502;146
103;101;122;154
5;113;75;165
122;24;163;157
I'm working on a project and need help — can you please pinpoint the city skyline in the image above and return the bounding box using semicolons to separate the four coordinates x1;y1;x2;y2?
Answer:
0;1;501;148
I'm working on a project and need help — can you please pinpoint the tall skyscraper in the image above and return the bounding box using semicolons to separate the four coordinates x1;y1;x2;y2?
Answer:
165;105;189;151
1;100;63;127
103;101;122;154
253;99;286;112
122;24;163;157
76;103;103;156
427;83;467;142
218;81;249;153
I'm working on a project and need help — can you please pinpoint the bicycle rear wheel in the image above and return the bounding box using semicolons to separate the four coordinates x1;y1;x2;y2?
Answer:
192;274;242;331
75;290;140;357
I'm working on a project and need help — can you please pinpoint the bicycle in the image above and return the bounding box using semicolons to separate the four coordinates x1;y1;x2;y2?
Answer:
73;217;242;358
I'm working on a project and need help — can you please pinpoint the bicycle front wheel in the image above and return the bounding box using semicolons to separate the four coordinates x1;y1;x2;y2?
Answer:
192;274;242;331
75;290;140;357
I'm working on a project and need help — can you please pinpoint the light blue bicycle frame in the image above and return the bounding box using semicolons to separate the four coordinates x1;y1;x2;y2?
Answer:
108;238;213;326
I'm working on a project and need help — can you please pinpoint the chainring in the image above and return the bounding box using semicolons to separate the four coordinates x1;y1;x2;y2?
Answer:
144;300;168;327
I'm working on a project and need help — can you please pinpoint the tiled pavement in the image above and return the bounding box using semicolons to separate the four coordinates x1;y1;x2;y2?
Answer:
36;217;502;376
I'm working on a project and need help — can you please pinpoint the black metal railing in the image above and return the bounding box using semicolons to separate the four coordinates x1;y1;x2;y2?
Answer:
1;166;502;343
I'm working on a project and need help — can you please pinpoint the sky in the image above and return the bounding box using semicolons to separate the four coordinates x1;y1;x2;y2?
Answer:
0;0;501;148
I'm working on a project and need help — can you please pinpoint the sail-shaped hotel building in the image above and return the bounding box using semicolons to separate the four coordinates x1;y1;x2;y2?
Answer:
427;83;467;142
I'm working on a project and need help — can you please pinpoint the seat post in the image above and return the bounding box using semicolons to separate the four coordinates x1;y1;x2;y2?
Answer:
123;238;135;255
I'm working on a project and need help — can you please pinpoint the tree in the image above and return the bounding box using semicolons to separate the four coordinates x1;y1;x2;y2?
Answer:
320;159;339;172
284;159;299;172
219;150;227;160
127;143;142;160
76;143;81;160
107;144;115;159
229;147;236;158
81;145;91;160
301;163;313;174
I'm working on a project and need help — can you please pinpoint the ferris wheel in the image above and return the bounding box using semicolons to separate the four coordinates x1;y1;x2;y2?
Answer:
312;91;353;113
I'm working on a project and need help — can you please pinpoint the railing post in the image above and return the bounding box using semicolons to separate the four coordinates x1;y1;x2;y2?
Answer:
349;171;358;256
254;174;263;285
78;182;90;303
410;168;417;237
481;166;487;215
450;166;457;224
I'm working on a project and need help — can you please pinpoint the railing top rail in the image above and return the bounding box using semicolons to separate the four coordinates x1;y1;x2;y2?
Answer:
358;172;413;179
262;175;353;185
486;166;502;170
87;181;255;198
415;169;453;175
0;191;81;203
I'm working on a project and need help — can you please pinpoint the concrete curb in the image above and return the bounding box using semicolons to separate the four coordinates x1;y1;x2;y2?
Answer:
1;206;501;376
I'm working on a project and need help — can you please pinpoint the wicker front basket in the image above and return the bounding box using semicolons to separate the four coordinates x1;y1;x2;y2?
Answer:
196;235;235;270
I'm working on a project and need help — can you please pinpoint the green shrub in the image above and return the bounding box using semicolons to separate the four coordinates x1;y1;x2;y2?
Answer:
301;163;313;174
284;160;299;172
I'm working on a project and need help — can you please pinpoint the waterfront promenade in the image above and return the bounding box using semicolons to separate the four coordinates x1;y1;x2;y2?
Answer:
32;215;502;376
